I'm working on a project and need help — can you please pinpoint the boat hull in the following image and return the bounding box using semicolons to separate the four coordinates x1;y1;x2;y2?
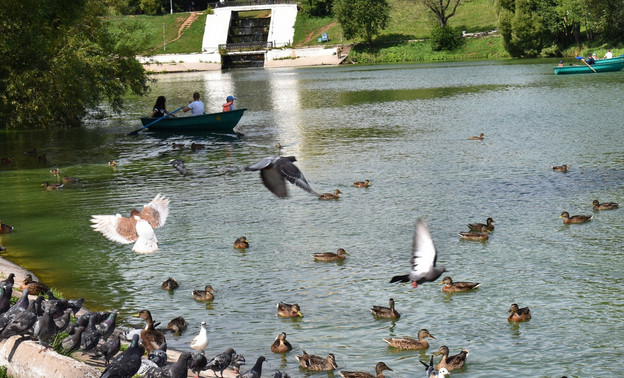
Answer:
553;58;624;75
140;108;246;133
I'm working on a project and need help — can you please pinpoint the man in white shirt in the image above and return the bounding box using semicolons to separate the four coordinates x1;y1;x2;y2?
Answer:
183;92;204;116
604;49;613;59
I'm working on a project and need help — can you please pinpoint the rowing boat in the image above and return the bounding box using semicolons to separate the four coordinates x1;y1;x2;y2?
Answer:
139;108;247;133
553;56;624;75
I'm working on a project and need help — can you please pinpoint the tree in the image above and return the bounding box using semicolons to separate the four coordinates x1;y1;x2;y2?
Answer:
417;0;463;27
300;0;334;17
333;0;390;45
0;0;149;129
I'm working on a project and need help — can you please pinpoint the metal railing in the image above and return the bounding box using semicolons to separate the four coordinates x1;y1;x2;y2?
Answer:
208;0;297;8
219;41;274;52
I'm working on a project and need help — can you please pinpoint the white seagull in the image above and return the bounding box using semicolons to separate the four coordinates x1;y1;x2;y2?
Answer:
245;156;318;198
390;219;447;288
90;194;170;253
190;321;208;351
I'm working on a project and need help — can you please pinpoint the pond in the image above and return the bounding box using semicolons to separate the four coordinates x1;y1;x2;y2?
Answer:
1;60;623;377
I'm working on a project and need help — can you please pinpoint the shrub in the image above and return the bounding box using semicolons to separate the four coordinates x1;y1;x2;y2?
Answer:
430;25;464;51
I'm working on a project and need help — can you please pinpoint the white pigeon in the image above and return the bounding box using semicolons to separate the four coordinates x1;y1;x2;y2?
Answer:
190;321;208;351
245;156;318;198
390;219;447;288
90;194;170;253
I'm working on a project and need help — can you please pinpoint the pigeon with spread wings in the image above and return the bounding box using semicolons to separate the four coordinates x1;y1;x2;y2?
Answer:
90;194;170;253
245;156;318;198
390;219;446;288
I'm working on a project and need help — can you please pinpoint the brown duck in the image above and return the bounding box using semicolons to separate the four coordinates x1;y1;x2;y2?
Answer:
552;165;568;172
42;182;63;190
313;248;349;261
161;277;179;291
434;346;469;371
467;217;494;232
318;189;342;200
459;228;489;241
0;220;13;234
382;329;435;350
166;316;187;333
295;351;337;371
233;236;250;249
192;285;216;301
468;133;484;140
339;362;393;378
20;274;49;295
439;276;480;292
277;302;302;318
592;200;619;211
134;309;167;354
559;211;592;224
370;298;400;319
353;180;371;188
270;332;293;353
507;303;531;322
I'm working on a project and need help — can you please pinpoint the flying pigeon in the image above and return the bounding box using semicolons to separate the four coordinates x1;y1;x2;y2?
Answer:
245;156;318;198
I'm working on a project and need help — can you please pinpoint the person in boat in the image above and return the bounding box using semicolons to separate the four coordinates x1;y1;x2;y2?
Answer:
149;96;175;119
222;95;236;112
183;92;204;116
557;60;564;67
604;49;613;59
586;53;596;65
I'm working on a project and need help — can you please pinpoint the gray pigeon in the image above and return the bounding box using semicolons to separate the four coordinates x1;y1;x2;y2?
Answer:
390;219;447;288
0;273;14;290
33;308;58;351
101;334;142;378
148;343;168;367
96;311;118;341
205;347;237;377
0;300;38;341
0;288;30;331
143;351;193;378
237;356;266;378
80;313;101;350
191;351;208;378
93;334;121;366
168;159;187;175
273;371;291;378
0;286;12;314
61;326;84;354
54;309;73;333
245;156;318;198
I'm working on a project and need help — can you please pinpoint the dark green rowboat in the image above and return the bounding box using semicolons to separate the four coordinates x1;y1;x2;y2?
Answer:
139;108;246;133
553;57;624;75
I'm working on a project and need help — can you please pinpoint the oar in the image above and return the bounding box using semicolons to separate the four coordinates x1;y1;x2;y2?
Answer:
127;106;184;135
576;57;597;73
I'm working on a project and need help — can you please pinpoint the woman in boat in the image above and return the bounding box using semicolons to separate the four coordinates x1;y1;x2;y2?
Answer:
222;95;236;112
149;96;175;119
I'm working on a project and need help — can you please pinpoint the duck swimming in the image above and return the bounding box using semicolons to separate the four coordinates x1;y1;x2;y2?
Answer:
295;351;337;371
370;298;400;319
161;277;179;291
552;165;568;172
20;274;49;296
135;309;167;354
166;316;187;333
382;329;435;350
50;168;60;176
434;346;469;371
313;248;349;261
277;302;302;318
592;200;619;210
90;193;170;253
559;211;592;224
42;182;63;190
62;176;78;184
0;221;13;234
507;303;531;322
439;276;480;292
468;217;494;232
339;362;392;378
192;285;217;301
270;332;293;353
318;189;342;200
233;236;250;249
468;133;485;140
459;229;489;241
353;180;371;188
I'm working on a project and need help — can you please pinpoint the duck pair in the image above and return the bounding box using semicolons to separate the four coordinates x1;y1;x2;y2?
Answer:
460;217;495;241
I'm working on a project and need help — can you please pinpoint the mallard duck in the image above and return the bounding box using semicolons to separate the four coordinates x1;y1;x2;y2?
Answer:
434;346;469;371
275;142;282;149
354;180;371;188
507;303;531;322
468;133;485;140
295;351;337;371
313;248;349;261
161;277;179;291
166;316;187;333
190;321;208;351
90;193;170;253
50;168;60;176
318;189;342;200
382;329;435;350
559;211;592;224
552;165;568;172
390;219;447;288
370;298;400;319
592;200;619;211
190;142;205;151
245;156;318;198
192;285;217;301
468;217;494;232
439;276;480;292
134;309;167;354
339;362;392;378
42;182;63;190
421;355;450;378
234;236;250;249
62;176;78;184
108;160;117;166
171;143;185;149
277;302;302;318
0;221;13;234
270;332;293;353
459;229;489;240
20;274;49;295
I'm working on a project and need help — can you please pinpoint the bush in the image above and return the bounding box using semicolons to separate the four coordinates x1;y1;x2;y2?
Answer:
430;25;464;51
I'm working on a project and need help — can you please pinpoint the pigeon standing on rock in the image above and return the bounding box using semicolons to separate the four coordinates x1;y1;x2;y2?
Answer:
101;334;143;378
205;347;237;377
61;326;84;354
93;334;121;366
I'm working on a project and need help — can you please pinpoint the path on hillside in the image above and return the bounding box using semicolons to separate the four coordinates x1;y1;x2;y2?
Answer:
298;21;338;46
154;12;200;50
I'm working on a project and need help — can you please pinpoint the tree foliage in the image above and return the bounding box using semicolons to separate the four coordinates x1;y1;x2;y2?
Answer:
416;0;463;27
333;0;390;45
430;25;464;51
0;0;149;129
299;0;334;17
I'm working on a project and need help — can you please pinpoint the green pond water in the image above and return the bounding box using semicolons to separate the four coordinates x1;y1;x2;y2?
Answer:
1;61;623;377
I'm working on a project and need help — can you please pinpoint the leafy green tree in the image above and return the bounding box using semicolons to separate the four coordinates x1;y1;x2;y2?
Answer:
333;0;390;45
430;25;464;51
300;0;334;17
0;0;149;129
